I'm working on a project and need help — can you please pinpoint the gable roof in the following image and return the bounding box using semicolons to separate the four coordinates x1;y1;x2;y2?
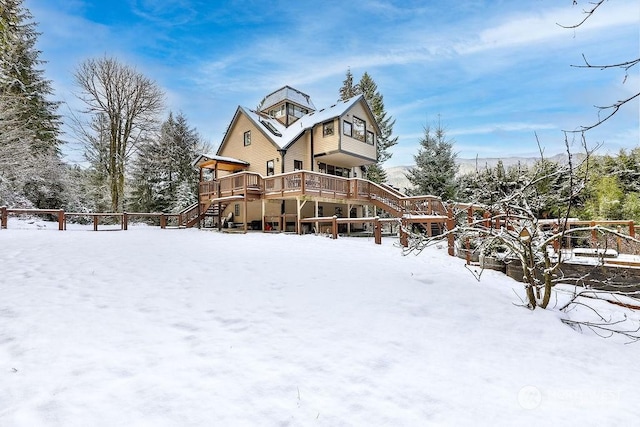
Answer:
260;85;316;112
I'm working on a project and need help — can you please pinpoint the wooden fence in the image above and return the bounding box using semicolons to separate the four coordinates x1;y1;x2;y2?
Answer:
0;207;180;231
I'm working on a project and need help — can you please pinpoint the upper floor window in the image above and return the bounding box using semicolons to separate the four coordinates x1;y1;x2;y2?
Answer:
366;130;375;145
294;160;303;170
266;160;275;176
323;121;334;137
244;130;251;146
343;121;352;137
353;116;365;142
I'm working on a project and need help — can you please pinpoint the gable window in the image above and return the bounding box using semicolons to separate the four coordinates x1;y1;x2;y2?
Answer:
323;121;334;137
243;130;251;146
266;160;275;176
366;130;375;145
343;121;352;137
352;116;365;142
294;160;303;170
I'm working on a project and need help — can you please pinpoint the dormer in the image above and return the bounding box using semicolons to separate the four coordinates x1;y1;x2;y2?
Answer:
259;86;316;127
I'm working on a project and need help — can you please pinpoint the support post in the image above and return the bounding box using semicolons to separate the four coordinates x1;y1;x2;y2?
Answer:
58;209;64;231
297;198;302;235
93;215;98;231
0;206;6;229
123;212;128;230
261;198;266;233
630;221;635;238
160;214;166;229
332;215;338;239
400;219;408;248
374;217;381;245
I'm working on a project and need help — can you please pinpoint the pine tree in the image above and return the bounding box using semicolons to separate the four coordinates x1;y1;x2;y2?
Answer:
405;121;458;200
0;0;60;153
0;0;66;208
338;70;398;183
129;112;206;213
338;68;356;101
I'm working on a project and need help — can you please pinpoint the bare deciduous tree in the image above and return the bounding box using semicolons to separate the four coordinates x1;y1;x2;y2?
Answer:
559;0;640;131
73;57;164;212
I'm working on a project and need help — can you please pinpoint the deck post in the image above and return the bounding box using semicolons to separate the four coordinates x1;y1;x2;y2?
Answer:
123;212;128;230
315;201;319;234
160;214;166;229
57;209;64;231
332;215;338;239
399;219;408;247
93;215;98;231
374;217;381;245
1;206;7;229
297;198;302;235
261;198;266;233
243;174;248;233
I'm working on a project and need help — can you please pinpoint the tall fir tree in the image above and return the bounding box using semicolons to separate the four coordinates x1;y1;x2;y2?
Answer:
129;112;205;213
405;121;458;200
338;70;398;183
1;0;66;208
0;0;60;153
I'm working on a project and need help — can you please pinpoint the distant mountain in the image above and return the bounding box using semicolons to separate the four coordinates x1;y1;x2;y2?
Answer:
385;154;571;193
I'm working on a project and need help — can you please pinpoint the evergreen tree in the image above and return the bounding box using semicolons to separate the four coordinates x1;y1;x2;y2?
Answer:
129;112;205;213
338;70;398;183
338;68;356;101
0;0;60;153
0;0;66;208
405;121;458;200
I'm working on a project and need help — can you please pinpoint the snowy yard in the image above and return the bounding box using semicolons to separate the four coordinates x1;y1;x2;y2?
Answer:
1;219;639;426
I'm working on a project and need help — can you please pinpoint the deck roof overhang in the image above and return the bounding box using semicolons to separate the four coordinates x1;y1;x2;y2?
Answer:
193;154;250;172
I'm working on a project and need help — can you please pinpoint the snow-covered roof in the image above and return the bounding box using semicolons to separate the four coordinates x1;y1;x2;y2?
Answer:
260;86;316;112
192;153;250;167
239;95;365;150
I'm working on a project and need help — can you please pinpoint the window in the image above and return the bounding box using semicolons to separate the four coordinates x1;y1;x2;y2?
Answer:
343;121;352;137
323;121;334;137
266;160;275;176
366;130;375;145
294;160;303;170
353;116;365;142
234;204;240;217
243;130;251;146
318;162;326;174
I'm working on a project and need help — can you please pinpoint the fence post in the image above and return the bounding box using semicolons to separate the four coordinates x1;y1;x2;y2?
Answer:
630;221;635;238
93;215;98;231
160;214;166;229
447;207;455;256
374;217;381;245
590;221;597;245
1;206;6;229
58;209;64;231
123;213;128;230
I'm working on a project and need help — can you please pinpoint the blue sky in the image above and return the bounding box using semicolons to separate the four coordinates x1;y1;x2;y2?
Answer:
28;0;639;167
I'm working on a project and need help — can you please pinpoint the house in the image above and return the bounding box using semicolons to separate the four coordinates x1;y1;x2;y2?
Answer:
190;86;447;234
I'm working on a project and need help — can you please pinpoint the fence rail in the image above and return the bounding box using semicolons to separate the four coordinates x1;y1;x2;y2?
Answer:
0;207;179;231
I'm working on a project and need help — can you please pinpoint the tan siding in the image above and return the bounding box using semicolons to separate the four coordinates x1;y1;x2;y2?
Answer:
218;113;281;175
341;103;377;160
313;119;339;154
284;135;310;172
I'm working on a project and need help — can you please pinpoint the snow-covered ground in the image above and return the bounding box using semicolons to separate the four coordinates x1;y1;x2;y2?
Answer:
1;218;639;426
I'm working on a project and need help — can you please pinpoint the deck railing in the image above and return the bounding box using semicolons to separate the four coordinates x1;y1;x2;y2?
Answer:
199;170;446;218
